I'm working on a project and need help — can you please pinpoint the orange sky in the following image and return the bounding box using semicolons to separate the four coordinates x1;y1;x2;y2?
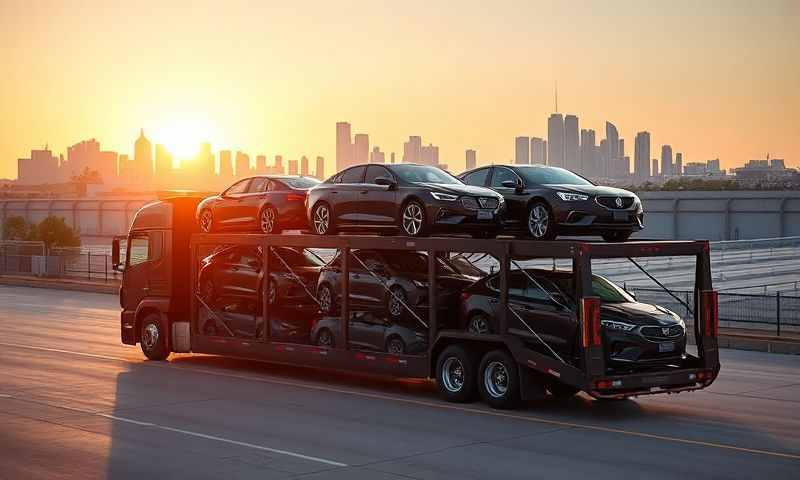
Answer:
1;0;798;180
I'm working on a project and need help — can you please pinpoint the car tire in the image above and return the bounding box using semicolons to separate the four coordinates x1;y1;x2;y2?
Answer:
199;209;214;233
316;328;335;348
436;345;478;403
260;206;281;234
388;286;408;318
140;314;169;361
526;202;556;240
400;200;428;237
318;283;337;314
386;336;405;355
466;312;493;335
312;202;335;235
602;231;632;242
478;349;521;409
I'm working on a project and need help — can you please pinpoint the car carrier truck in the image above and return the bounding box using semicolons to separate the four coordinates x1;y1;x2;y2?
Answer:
112;197;720;409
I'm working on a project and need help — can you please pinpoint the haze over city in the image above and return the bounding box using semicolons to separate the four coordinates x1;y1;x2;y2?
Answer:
1;0;798;181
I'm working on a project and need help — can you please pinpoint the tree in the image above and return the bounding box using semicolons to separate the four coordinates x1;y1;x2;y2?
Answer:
2;215;34;241
31;216;80;252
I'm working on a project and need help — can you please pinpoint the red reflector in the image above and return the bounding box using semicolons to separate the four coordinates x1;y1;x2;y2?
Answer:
701;290;719;337
595;379;612;389
581;297;601;347
287;193;306;202
461;292;471;301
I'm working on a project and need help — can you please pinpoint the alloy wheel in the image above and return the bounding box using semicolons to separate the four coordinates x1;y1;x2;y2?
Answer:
468;315;490;334
528;204;549;238
387;338;405;355
318;285;332;313
260;207;276;234
402;203;424;236
388;288;407;317
317;329;333;347
142;323;159;351
313;204;330;235
200;210;213;233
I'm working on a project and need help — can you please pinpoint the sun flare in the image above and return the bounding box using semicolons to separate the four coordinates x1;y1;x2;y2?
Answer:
154;115;217;160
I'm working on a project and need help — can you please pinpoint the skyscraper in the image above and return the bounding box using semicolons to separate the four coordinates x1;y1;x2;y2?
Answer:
256;154;267;173
370;147;385;164
661;145;673;177
564;115;579;172
274;155;284;174
353;134;369;165
403;136;422;163
315;156;325;179
219;150;233;179
547;114;564;168
652;159;659;177
675;152;683;176
155;144;172;176
336;122;353;172
530;138;546;165
604;122;619;178
288;159;298;175
390;152;396;164
300;155;309;176
235;151;250;177
134;128;153;182
618;139;625;159
421;144;439;166
579;129;596;176
634;131;651;178
515;136;530;164
195;142;215;179
465;149;477;170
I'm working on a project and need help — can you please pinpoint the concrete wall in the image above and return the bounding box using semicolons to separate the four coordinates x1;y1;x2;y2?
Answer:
636;191;800;240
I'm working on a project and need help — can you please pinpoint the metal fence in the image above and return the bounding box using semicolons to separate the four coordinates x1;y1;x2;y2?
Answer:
0;241;117;282
629;287;800;336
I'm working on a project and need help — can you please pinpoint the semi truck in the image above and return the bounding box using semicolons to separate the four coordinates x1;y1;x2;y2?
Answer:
112;197;720;409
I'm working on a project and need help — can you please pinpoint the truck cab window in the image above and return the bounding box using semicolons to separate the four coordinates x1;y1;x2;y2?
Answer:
128;235;150;267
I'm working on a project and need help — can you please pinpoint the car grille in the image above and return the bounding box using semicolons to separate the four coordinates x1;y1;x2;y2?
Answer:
596;196;635;209
478;197;499;209
640;325;684;340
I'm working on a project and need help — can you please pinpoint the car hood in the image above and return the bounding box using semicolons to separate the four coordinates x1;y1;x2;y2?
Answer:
600;301;682;326
544;184;636;197
416;182;501;198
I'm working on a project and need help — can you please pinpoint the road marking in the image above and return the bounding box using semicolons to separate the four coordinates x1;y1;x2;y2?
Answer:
0;394;12;399
3;341;800;461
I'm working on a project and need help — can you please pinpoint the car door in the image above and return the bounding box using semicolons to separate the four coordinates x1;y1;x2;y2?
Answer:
348;311;387;351
217;178;252;229
488;167;527;229
349;250;387;308
330;166;366;227
240;176;269;226
360;165;398;226
461;167;491;187
224;247;261;296
507;273;574;354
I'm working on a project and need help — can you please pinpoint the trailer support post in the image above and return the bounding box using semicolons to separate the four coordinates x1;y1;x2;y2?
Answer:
498;244;510;335
341;246;350;350
428;248;438;348
262;240;270;342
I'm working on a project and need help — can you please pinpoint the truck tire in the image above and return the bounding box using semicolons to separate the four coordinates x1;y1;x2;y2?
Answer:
140;313;169;361
478;349;521;409
435;345;478;403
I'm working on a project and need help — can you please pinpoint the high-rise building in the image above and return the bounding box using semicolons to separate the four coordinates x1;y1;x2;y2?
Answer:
599;139;608;178
288;159;298;176
465;149;477;170
274;155;284;174
707;158;721;173
530;138;546;165
300;155;309;176
315;156;325;179
16;147;60;184
219;150;233;179
634;131;651;178
675;152;683;176
154;144;173;176
390;152;396;164
564;115;579;172
194;142;214;179
235;151;250;177
134;129;153;182
403;136;422;163
604;122;619;178
619;139;625;158
661;145;673;177
370;146;385;164
353;134;369;165
256;154;267;173
336;122;354;172
421;144;439;166
547;114;564;168
652;159;659;177
579;129;596;176
515;136;530;164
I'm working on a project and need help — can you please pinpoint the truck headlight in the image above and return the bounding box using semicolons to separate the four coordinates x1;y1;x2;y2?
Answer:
600;320;636;331
557;192;589;202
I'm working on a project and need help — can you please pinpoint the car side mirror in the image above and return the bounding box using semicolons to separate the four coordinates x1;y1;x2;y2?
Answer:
375;177;397;189
501;179;524;193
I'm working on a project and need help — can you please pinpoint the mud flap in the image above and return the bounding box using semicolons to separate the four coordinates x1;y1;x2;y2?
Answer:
519;366;548;401
172;321;191;352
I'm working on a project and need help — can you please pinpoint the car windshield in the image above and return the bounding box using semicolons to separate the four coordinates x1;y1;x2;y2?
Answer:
283;177;320;189
381;251;457;275
517;166;593;186
549;274;635;304
391;165;461;185
269;247;325;267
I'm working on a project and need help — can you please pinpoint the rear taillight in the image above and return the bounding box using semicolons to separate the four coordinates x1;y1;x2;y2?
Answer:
581;297;602;348
461;292;471;301
287;193;306;202
700;290;718;337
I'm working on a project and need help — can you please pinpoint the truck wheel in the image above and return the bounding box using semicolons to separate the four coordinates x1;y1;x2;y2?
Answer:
140;314;169;361
478;349;520;409
436;345;478;403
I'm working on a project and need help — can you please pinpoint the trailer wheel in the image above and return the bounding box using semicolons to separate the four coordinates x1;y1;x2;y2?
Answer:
140;314;169;361
479;349;520;409
436;345;478;403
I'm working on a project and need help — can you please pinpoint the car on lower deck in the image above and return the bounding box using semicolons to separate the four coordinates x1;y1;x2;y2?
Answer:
459;164;643;241
310;312;430;355
306;163;504;237
197;175;320;234
459;268;687;369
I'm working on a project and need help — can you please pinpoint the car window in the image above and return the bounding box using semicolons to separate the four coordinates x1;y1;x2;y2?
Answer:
516;166;593;186
365;165;392;184
392;164;461;184
339;166;366;184
463;169;489;187
266;180;278;191
225;179;251;195
352;250;382;272
270;247;325;267
490;167;519;188
284;177;321;189
248;177;268;193
488;271;553;302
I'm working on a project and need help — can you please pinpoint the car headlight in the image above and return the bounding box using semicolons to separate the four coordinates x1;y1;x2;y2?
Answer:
431;192;458;201
600;320;636;332
460;197;480;210
556;192;589;202
413;280;429;288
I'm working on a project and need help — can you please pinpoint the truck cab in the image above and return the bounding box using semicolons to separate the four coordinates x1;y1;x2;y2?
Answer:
113;197;201;359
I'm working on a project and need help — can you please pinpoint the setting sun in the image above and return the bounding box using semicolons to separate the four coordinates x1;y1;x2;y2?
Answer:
153;114;217;161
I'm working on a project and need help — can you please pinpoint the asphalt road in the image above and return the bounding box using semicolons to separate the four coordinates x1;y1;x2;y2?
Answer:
1;285;799;479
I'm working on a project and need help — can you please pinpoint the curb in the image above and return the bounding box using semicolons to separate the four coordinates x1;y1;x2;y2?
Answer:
0;276;118;295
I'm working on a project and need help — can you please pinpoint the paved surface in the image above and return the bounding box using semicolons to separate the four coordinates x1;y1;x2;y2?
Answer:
1;285;799;479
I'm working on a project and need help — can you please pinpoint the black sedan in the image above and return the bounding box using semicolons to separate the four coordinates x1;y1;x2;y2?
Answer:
459;269;687;369
197;175;320;234
459;164;643;241
306;163;504;237
310;313;429;355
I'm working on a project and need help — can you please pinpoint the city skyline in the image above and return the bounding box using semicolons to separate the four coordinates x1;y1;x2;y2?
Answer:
1;1;798;180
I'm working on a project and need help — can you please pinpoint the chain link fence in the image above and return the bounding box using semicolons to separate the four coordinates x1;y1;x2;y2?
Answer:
0;241;117;282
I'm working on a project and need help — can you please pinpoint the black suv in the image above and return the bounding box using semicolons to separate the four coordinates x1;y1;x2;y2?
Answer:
459;164;643;241
459;268;687;369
